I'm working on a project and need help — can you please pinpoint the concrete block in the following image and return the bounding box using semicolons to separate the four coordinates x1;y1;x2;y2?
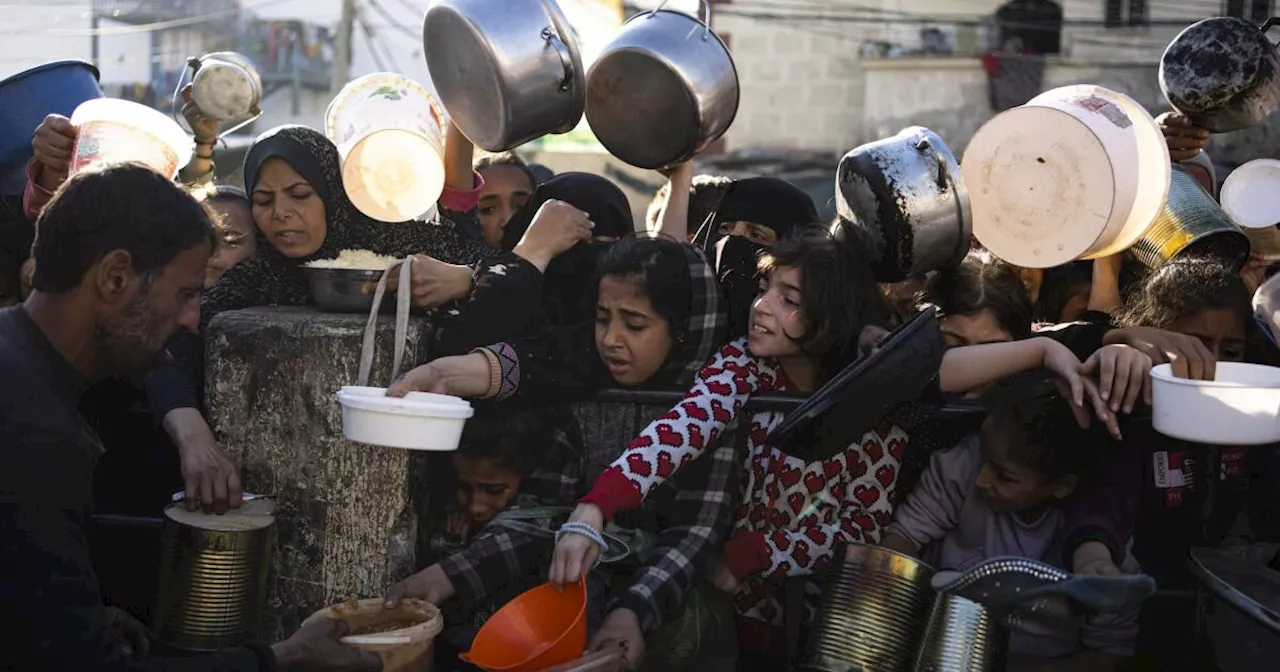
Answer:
205;306;435;640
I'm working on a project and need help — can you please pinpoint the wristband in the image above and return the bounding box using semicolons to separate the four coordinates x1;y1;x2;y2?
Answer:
555;521;608;552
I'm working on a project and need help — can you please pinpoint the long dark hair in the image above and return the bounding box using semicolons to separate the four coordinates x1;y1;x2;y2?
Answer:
1115;260;1251;331
758;224;889;381
920;249;1034;339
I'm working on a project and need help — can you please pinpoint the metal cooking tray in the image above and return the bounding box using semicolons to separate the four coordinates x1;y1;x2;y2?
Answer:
765;307;944;460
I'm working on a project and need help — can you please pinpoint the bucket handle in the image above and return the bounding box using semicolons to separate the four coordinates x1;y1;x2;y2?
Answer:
357;256;414;387
541;26;575;93
914;136;949;190
651;0;713;39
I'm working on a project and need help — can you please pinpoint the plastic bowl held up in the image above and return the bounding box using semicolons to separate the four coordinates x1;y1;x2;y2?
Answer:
337;386;474;451
325;73;446;222
460;574;587;672
0;60;102;194
302;598;443;672
1151;362;1280;445
69;98;193;179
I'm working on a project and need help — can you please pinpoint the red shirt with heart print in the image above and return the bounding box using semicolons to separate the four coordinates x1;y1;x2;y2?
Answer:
581;338;907;635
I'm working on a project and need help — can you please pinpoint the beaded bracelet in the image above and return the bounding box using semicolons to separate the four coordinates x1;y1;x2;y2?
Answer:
555;521;608;553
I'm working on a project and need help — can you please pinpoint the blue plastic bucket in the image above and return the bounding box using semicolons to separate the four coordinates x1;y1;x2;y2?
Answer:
0;60;102;195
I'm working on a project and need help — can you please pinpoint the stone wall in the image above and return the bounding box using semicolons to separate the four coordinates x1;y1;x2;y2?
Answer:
204;307;435;640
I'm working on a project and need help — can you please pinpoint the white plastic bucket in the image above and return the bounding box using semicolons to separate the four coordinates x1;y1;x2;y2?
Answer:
325;74;446;223
69;98;193;179
336;385;473;451
963;85;1169;268
1151;362;1280;445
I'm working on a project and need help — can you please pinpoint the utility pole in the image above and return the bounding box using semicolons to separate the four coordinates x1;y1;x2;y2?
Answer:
333;0;356;92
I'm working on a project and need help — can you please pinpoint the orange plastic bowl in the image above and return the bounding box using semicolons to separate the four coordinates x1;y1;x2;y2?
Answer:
459;574;587;672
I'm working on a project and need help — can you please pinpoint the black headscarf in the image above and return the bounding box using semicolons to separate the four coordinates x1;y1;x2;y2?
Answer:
201;125;494;324
691;176;819;256
500;172;634;328
690;177;818;339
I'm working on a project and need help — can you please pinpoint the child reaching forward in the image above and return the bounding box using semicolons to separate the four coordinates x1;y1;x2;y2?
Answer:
882;372;1139;669
550;226;1140;667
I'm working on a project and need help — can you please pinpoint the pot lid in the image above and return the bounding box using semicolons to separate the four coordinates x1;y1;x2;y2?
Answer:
164;496;276;530
337;386;475;419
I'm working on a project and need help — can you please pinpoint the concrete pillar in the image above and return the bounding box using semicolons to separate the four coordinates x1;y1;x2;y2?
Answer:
204;307;435;640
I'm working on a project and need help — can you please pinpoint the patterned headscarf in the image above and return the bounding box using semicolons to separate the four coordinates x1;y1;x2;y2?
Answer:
202;125;494;324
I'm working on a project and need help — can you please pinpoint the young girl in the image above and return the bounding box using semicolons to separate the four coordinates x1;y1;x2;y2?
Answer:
550;226;1112;667
192;185;256;288
883;373;1137;670
1073;261;1266;670
390;235;738;670
920;248;1033;347
472;152;536;247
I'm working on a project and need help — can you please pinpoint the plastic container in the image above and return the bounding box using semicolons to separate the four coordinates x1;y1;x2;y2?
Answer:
325;73;446;222
0;60;102;194
336;386;473;451
69;98;193;179
303;598;443;672
459;575;587;672
963;85;1170;268
1151;362;1280;445
1223;158;1280;235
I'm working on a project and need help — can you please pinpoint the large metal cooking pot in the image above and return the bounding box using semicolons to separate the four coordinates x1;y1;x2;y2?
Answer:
835;126;971;282
586;0;738;169
423;0;585;152
1161;17;1280;132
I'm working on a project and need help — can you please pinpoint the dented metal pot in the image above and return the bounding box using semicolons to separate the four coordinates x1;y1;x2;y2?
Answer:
1161;17;1280;132
834;126;971;282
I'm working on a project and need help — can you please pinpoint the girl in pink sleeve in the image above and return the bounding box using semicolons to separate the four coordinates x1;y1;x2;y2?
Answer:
552;224;1112;664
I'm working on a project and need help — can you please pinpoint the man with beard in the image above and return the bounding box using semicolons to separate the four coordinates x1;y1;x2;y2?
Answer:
0;164;380;671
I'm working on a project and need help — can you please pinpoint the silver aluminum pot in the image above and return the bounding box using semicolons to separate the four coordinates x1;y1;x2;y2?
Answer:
835;126;972;282
586;0;738;169
423;0;585;152
189;52;262;124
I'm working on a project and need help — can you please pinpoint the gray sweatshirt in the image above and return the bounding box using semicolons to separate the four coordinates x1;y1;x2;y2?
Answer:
887;436;1138;658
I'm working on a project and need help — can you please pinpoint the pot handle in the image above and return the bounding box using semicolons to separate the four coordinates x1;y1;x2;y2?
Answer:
542;26;575;93
651;0;714;39
914;136;949;190
1263;17;1280;33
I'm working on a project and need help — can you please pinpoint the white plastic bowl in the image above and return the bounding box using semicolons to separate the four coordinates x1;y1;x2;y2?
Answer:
1222;158;1280;229
336;385;473;451
1151;363;1280;445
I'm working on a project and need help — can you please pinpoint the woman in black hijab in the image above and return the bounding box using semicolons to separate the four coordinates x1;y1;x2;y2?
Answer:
204;125;494;317
435;172;634;355
147;126;497;513
691;176;819;339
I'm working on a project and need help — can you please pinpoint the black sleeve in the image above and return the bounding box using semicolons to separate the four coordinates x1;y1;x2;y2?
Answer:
0;433;267;672
434;255;546;357
145;331;205;422
1035;317;1114;361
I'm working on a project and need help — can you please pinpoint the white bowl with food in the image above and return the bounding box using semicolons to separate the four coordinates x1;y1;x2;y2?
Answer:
337;386;473;451
1151;362;1280;445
